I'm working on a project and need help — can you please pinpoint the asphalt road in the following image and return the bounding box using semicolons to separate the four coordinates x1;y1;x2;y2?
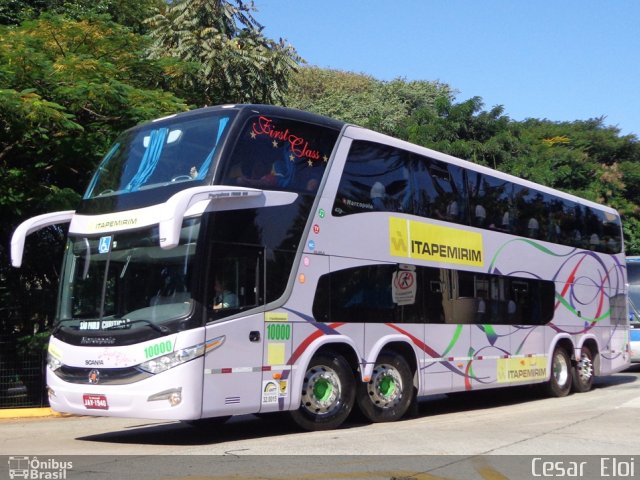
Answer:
1;364;639;479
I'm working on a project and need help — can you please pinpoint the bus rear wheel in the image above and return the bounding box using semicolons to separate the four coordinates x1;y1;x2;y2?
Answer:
545;346;572;397
290;353;355;431
572;346;595;393
356;352;413;423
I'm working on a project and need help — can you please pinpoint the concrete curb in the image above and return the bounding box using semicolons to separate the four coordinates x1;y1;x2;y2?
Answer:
0;408;70;419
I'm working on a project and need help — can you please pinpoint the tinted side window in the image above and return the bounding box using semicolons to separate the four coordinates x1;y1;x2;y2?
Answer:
468;172;513;232
473;274;554;325
207;197;313;310
628;262;640;285
208;242;264;321
412;155;468;225
333;142;410;216
312;265;422;323
333;141;621;253
334;141;469;222
220;115;339;194
313;264;554;325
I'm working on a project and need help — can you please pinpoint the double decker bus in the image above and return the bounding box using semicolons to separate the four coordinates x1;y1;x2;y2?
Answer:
11;105;630;430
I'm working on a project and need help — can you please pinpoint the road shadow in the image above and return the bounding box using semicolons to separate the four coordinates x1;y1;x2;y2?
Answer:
76;366;639;446
77;412;307;446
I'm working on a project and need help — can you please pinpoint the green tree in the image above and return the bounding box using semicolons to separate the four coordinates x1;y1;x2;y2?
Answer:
0;0;164;33
0;15;187;217
511;118;640;211
396;96;520;168
147;0;301;105
0;15;188;332
286;67;452;136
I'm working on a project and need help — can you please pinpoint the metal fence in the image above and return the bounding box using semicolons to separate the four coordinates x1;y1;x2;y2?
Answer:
0;336;48;408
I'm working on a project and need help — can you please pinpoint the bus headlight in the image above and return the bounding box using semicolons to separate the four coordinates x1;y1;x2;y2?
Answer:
47;353;62;372
138;344;205;374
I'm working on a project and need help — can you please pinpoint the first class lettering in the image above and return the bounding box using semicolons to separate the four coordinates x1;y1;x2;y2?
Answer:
252;116;321;161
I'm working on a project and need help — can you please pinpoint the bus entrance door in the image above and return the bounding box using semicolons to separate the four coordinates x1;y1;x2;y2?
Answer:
201;243;266;418
201;312;265;418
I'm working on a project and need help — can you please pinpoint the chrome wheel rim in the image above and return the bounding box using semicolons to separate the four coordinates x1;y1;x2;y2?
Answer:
300;365;341;415
367;364;403;408
576;353;593;384
553;351;570;386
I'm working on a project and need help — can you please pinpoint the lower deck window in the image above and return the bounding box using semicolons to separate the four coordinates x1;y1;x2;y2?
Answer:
312;264;555;325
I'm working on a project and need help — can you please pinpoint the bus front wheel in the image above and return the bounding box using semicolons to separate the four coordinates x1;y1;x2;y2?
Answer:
356;352;413;423
545;346;572;397
572;346;595;393
290;353;355;431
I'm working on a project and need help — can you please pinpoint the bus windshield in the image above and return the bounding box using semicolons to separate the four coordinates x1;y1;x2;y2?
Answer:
56;219;200;332
84;110;235;199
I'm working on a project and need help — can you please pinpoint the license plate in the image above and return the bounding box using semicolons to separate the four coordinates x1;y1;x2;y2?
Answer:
83;394;109;410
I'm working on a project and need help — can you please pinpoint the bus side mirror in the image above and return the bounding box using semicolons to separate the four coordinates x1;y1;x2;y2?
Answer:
11;210;75;267
158;186;298;249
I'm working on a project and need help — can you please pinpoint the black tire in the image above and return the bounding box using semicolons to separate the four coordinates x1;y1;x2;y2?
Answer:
572;345;595;393
356;352;413;423
290;353;355;431
545;346;572;397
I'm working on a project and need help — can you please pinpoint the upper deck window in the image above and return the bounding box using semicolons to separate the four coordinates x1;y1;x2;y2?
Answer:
219;115;339;194
84;110;235;199
334;140;622;254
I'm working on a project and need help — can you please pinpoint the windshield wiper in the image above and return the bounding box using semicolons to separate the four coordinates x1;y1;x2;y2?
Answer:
120;254;132;278
103;318;171;334
51;319;79;335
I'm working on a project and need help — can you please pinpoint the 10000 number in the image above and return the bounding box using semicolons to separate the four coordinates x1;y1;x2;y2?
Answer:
267;323;291;341
144;340;172;359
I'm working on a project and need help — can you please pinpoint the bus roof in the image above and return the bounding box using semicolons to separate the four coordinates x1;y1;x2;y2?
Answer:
146;104;346;132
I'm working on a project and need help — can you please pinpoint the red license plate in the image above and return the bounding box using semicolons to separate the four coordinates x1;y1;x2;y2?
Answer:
83;394;109;410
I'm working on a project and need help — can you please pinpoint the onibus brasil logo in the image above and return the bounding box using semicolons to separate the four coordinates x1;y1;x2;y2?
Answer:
8;456;73;479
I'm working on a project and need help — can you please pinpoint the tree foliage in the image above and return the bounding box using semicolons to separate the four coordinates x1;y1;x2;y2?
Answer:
0;0;165;33
0;15;187;219
286;67;453;136
396;96;519;168
146;0;301;105
0;14;188;332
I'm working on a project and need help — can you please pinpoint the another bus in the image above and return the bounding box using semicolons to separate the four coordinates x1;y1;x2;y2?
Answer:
627;256;640;362
11;105;630;430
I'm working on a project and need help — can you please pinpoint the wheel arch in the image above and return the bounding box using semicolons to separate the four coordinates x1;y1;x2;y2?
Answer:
361;335;419;384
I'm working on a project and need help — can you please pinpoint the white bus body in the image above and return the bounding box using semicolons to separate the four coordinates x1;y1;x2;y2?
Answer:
12;105;630;430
